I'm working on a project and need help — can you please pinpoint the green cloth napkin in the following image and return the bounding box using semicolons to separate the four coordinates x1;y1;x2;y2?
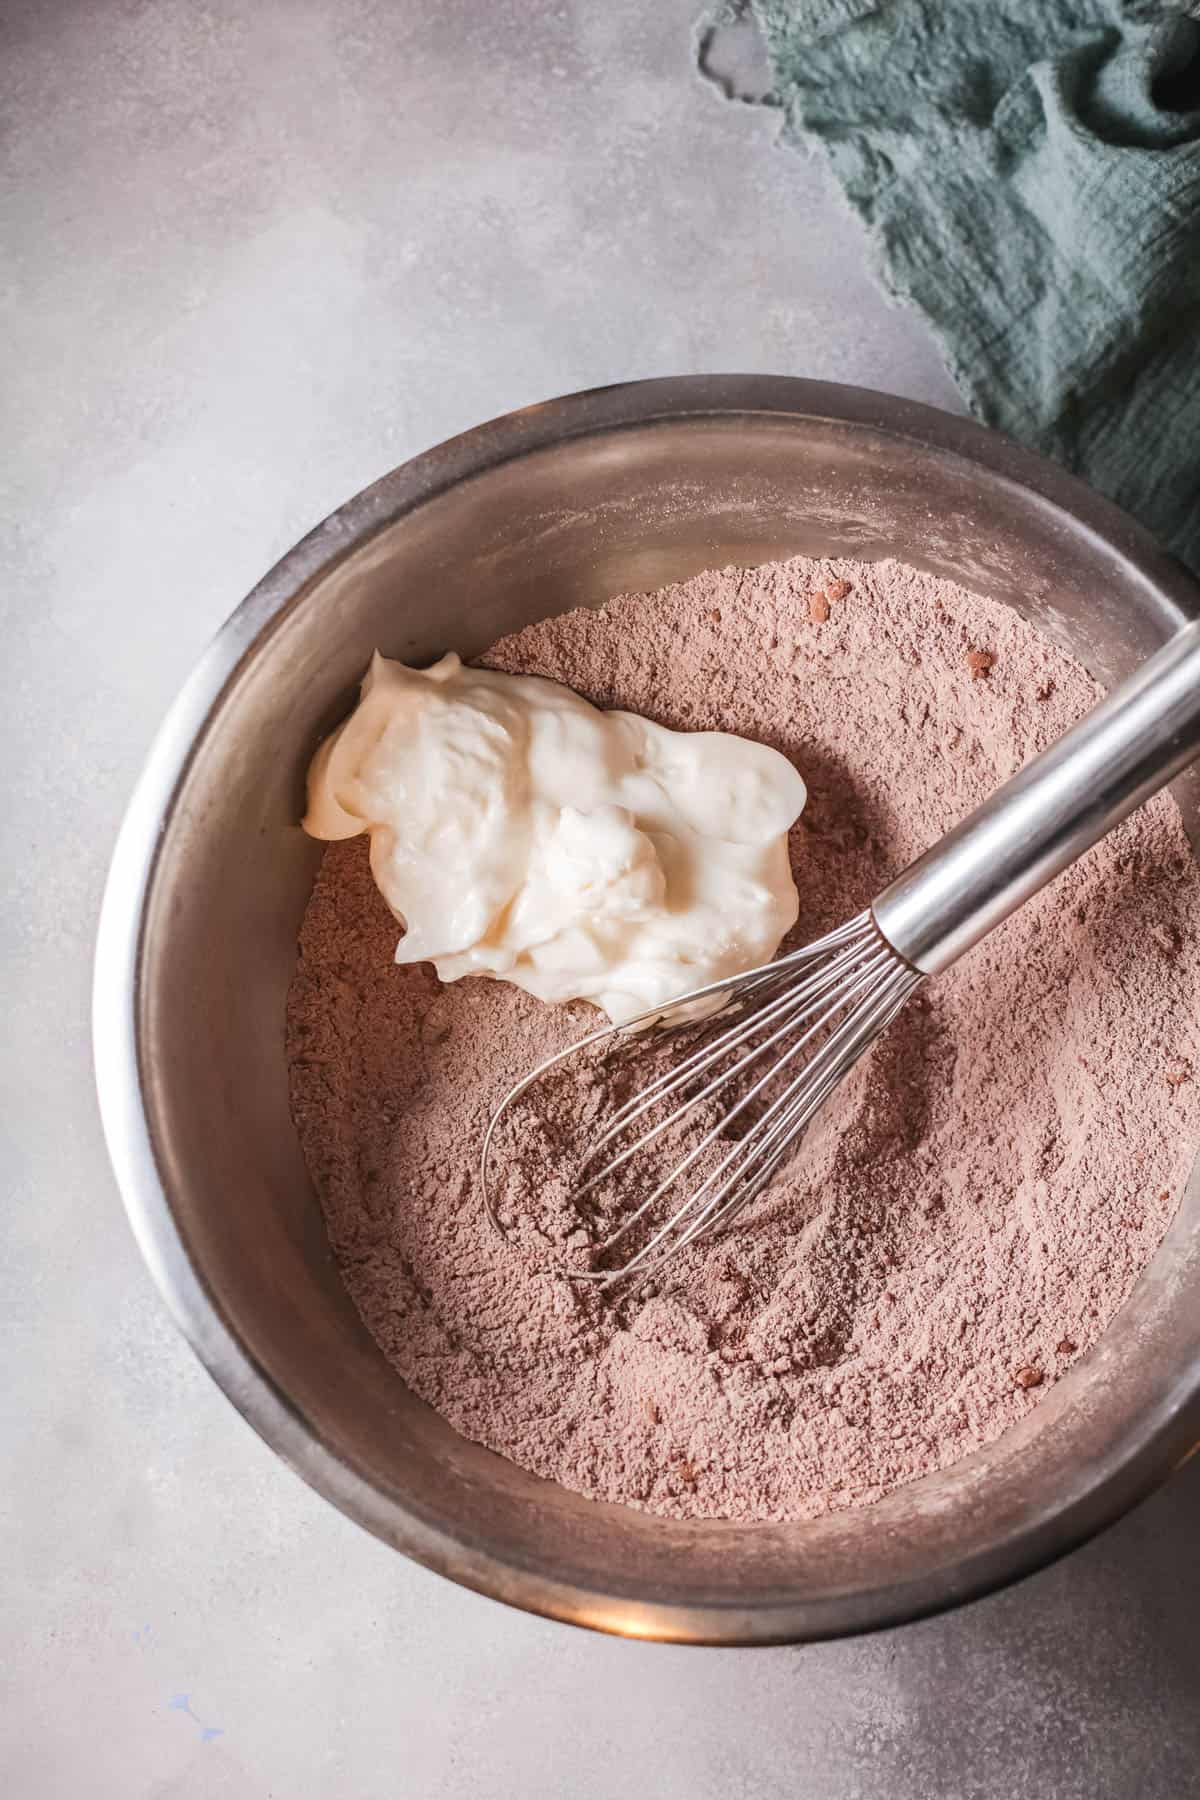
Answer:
728;0;1200;572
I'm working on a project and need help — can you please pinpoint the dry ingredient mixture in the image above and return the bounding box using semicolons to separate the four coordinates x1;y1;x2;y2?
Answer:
287;555;1200;1521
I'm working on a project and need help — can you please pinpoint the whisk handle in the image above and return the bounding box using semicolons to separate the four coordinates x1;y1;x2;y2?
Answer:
872;619;1200;976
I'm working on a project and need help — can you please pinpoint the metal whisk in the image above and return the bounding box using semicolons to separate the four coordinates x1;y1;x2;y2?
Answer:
482;619;1200;1293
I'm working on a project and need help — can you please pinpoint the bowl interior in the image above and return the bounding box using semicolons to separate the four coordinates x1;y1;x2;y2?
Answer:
126;394;1200;1641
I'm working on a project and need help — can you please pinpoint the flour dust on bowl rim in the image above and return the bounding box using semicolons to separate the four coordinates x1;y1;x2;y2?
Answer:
93;376;1200;1644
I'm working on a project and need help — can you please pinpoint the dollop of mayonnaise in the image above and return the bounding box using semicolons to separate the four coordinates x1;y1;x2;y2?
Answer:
303;652;806;1025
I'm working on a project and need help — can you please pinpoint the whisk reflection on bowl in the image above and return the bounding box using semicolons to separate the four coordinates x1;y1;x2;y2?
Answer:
482;621;1200;1294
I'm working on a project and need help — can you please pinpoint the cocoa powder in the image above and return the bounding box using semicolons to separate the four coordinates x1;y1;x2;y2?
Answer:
287;555;1200;1521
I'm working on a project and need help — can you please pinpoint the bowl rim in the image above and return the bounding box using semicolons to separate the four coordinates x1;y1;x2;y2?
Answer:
93;374;1200;1644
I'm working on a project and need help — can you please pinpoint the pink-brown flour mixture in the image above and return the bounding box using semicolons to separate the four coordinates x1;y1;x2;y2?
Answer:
287;556;1200;1521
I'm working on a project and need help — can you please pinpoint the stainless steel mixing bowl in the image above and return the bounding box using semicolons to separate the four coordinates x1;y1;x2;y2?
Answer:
94;376;1200;1644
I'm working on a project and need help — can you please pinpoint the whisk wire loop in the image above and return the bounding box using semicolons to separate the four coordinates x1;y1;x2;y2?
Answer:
481;910;921;1291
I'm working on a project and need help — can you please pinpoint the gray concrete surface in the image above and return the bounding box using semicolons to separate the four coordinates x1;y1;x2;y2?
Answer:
2;2;1197;1795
